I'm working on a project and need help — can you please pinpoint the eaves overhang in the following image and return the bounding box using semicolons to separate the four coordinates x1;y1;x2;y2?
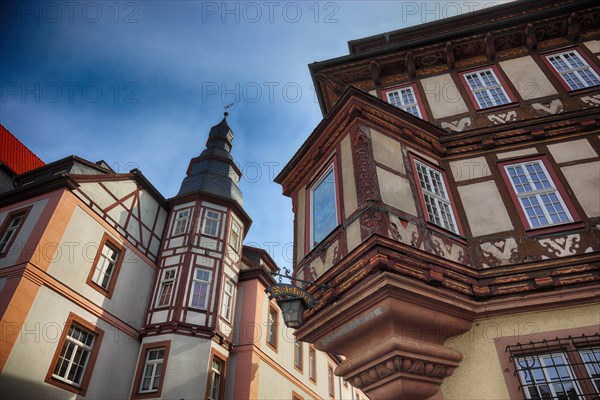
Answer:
309;0;597;115
274;86;446;196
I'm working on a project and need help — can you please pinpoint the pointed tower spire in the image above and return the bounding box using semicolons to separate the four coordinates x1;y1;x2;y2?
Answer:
176;113;243;207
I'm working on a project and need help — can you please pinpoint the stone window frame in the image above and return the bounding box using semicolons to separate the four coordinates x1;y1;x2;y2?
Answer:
131;340;171;399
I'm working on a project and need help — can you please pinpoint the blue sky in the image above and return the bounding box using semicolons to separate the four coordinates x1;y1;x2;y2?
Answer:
0;0;507;270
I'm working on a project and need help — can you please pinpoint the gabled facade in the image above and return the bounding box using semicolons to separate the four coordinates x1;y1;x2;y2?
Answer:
276;1;600;399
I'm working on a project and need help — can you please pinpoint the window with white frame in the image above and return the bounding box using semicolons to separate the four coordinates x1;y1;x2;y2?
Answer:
52;324;96;387
413;159;459;234
172;210;190;236
514;352;583;399
156;268;176;307
309;163;339;249
203;210;221;237
207;356;225;400
90;242;120;290
383;84;423;118
229;222;241;251
546;50;600;90
309;346;316;382
0;208;28;256
139;348;165;393
462;67;512;109
503;160;573;229
221;280;234;322
190;268;211;309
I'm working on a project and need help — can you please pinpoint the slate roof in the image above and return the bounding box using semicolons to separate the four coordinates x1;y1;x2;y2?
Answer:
0;124;45;175
177;115;244;208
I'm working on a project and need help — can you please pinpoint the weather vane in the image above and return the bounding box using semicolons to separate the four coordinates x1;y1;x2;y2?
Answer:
224;103;234;118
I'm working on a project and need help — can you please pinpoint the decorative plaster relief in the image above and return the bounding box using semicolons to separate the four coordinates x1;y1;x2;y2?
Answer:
441;117;472;132
487;111;517;124
305;239;342;281
480;238;518;268
431;235;467;264
539;234;581;259
531;99;564;115
580;94;600;107
388;215;425;251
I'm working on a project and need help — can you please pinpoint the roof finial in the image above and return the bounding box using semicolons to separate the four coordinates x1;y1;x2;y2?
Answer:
224;103;234;118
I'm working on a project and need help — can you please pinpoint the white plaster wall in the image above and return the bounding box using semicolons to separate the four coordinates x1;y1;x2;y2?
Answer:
1;286;140;400
421;74;469;119
500;56;558;100
0;198;49;269
458;181;514;236
136;334;214;400
46;206;155;329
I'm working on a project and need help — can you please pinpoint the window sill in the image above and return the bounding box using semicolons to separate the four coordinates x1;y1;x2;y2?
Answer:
425;222;468;245
477;101;519;114
87;281;113;299
525;221;585;237
45;375;85;395
566;85;600;95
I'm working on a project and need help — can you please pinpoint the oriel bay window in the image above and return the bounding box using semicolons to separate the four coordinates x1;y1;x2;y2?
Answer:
190;268;211;309
410;156;462;235
156;268;176;307
308;161;340;250
499;156;580;232
544;49;600;91
45;313;104;395
172;209;190;236
87;234;124;297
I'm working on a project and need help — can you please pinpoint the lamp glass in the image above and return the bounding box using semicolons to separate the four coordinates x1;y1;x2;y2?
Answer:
276;297;305;329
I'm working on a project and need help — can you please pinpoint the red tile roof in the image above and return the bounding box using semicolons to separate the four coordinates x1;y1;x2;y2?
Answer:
0;124;45;175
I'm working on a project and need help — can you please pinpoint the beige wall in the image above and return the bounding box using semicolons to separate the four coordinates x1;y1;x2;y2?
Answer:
442;302;600;400
421;73;469;119
458;181;514;236
450;157;491;182
561;161;600;218
500;56;558;100
547;139;597;164
371;130;405;174
376;167;417;215
340;134;358;219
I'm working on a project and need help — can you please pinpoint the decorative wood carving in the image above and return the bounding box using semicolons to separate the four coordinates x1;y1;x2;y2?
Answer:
405;51;416;78
445;42;455;69
369;60;382;87
525;23;537;51
484;32;496;60
567;13;580;41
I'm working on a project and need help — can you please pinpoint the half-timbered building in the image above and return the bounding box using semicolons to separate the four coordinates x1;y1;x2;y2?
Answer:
275;0;600;399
